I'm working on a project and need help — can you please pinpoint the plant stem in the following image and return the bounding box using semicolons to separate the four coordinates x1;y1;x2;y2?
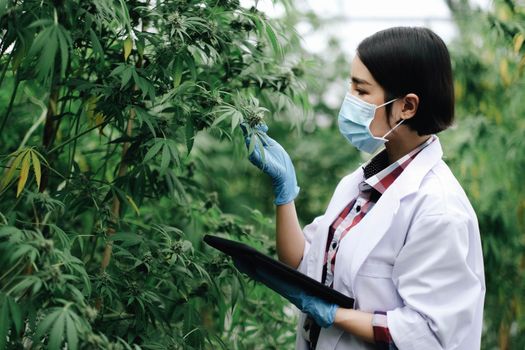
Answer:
100;108;136;272
39;85;59;192
47;120;110;154
0;77;20;135
0;53;12;89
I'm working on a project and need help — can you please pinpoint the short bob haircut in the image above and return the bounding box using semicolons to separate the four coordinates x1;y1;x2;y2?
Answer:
357;26;454;135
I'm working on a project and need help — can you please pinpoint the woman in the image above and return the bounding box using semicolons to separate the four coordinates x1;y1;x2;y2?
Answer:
240;26;485;350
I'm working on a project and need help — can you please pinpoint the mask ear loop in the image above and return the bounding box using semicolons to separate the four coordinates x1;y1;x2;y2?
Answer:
382;118;405;139
376;98;398;109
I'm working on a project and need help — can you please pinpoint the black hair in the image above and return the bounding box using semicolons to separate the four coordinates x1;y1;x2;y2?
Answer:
356;26;454;135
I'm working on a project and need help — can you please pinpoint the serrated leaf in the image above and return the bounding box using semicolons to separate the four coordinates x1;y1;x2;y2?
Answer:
7;297;22;334
125;195;140;216
109;64;127;77
160;144;170;174
121;67;133;90
16;151;31;197
167;141;180;167
30;150;42;190
231;110;241;133
65;313;78;350
143;140;164;163
183;54;196;80
1;151;24;191
89;29;104;61
35;309;61;340
265;22;282;58
28;19;54;29
211;113;229;127
173;57;183;88
48;311;65;350
56;26;72;77
185;115;195;155
123;36;133;61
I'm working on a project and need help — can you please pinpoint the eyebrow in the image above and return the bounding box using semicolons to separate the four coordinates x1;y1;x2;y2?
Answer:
351;76;372;86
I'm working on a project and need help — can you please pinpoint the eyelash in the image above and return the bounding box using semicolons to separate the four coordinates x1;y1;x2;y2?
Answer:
349;83;367;95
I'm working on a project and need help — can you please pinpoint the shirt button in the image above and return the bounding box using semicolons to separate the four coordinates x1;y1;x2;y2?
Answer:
332;242;337;249
356;205;361;212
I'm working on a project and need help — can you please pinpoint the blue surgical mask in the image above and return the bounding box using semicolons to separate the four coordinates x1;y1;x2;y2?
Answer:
338;90;403;154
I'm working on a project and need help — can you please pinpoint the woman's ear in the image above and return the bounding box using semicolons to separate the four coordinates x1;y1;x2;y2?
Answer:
400;93;419;120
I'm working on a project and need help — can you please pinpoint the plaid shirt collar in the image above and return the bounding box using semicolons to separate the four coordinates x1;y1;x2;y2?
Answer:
363;135;436;194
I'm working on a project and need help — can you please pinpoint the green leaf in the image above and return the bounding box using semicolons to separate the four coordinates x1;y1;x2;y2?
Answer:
121;66;133;90
173;56;183;88
143;140;164;163
109;232;143;246
0;298;8;350
17;151;31;197
185;115;195;155
123;36;133;61
1;150;24;191
30;150;42;190
56;25;72;77
48;311;65;350
110;64;127;77
89;29;105;62
7;297;22;334
28;19;54;29
167;140;180;168
265;22;283;58
135;107;157;137
65;313;78;350
35;309;61;341
125;194;140;216
183;53;196;80
0;0;8;18
160;144;170;175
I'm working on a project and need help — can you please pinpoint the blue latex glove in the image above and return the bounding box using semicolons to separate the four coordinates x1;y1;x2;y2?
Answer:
240;122;300;205
233;258;338;328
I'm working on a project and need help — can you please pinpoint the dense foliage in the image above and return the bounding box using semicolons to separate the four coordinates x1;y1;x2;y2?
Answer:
0;0;309;348
1;0;524;349
444;1;525;348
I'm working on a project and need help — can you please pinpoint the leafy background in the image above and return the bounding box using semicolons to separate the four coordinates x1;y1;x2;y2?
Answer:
0;0;524;349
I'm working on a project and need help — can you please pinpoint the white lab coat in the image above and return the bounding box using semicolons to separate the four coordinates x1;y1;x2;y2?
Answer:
295;136;486;350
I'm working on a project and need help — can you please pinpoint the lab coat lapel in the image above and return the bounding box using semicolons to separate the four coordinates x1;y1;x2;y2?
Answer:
310;169;363;281
348;137;444;288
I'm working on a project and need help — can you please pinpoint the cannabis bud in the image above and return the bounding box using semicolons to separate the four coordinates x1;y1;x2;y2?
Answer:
246;110;265;128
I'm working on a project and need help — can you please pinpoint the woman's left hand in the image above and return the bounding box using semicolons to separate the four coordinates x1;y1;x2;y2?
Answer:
234;258;338;328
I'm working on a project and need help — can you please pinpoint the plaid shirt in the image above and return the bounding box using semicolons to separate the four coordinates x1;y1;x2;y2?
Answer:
306;136;435;350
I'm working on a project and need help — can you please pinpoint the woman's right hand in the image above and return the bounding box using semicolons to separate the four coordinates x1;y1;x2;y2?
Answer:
240;122;300;205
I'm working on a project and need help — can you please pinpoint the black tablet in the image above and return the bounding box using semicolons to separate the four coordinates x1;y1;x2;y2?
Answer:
203;234;354;309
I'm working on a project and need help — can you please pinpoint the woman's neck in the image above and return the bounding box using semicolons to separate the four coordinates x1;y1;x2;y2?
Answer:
384;132;431;165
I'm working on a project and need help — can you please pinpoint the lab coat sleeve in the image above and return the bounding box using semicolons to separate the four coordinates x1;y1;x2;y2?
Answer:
387;212;483;349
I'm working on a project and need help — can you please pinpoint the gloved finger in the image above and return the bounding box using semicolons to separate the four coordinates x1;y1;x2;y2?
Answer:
305;298;338;328
247;141;264;169
253;123;269;133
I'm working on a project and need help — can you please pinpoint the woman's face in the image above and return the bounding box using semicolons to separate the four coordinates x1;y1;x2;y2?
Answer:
348;55;400;138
